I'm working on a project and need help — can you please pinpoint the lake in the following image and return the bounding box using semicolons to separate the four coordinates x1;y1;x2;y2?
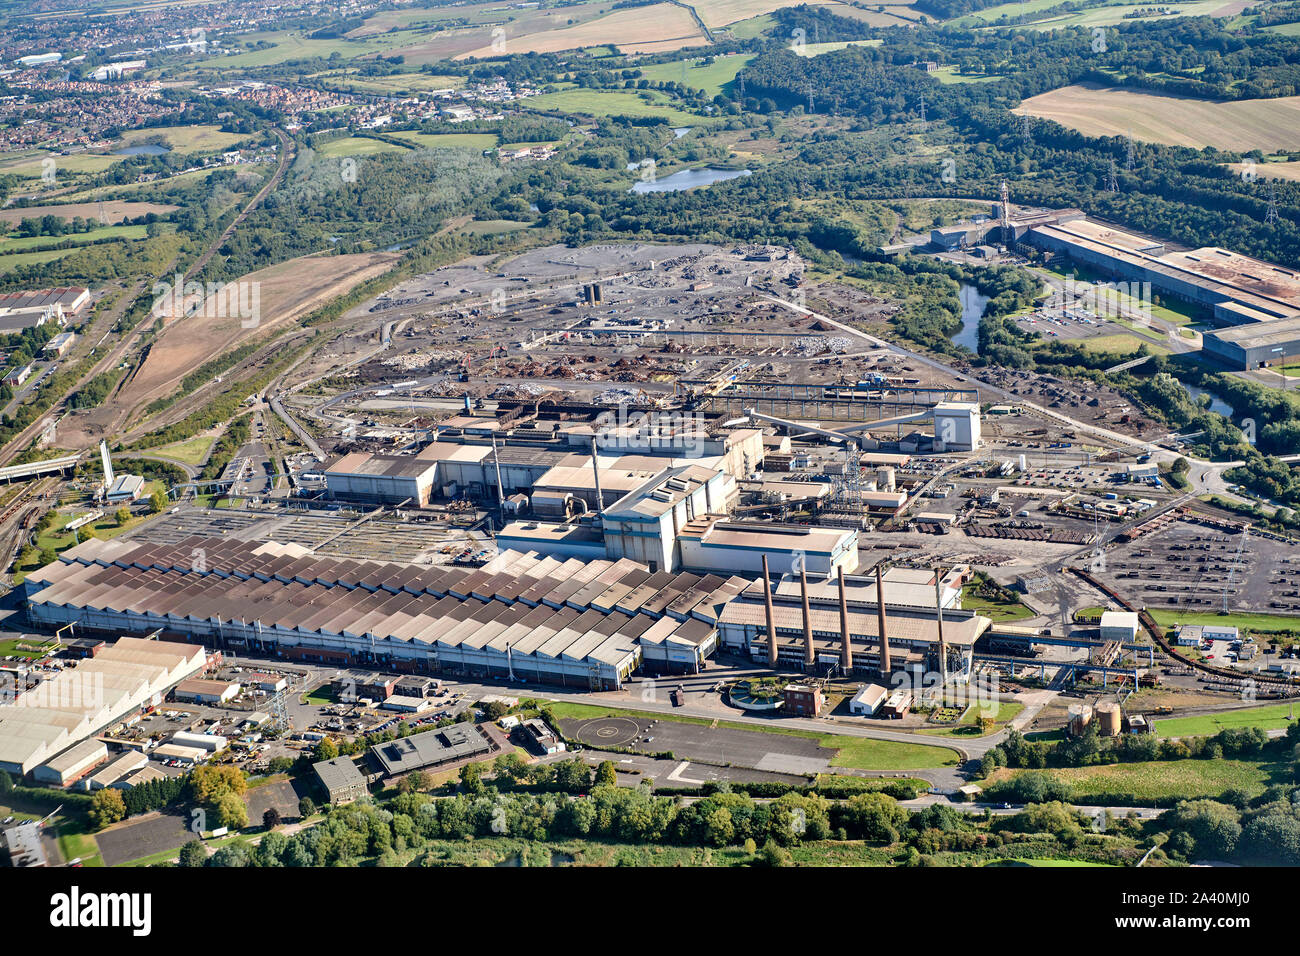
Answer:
630;167;751;194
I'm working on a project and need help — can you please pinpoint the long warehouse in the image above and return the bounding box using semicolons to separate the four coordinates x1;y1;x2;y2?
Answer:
22;536;746;689
0;636;207;776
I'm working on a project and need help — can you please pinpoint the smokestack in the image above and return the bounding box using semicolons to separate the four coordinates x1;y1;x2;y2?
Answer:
935;568;948;688
762;555;778;668
590;436;604;518
838;566;852;672
490;433;505;510
876;564;891;675
800;566;815;669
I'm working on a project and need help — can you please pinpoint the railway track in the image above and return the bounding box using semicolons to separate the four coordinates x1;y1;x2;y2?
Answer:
1070;566;1300;688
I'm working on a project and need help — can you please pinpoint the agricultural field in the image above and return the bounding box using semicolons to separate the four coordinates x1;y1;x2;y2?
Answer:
1226;159;1300;181
695;0;844;29
1013;84;1300;151
0;201;177;226
455;2;707;59
0;149;123;180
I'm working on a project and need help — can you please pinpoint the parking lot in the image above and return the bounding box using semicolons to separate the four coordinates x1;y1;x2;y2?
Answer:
561;714;836;776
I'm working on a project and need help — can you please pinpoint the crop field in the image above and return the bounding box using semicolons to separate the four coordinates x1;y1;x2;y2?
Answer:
696;0;844;28
0;201;177;226
456;3;707;59
1227;159;1300;181
1013;84;1300;151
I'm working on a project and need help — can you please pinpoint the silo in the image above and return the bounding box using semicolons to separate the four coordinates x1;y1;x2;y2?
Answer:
1067;703;1093;737
1096;701;1122;737
876;466;896;492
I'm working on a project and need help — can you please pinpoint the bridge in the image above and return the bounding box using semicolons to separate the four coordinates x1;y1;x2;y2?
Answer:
1105;354;1156;374
0;454;81;484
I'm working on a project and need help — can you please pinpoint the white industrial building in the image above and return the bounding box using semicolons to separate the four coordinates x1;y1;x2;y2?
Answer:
170;731;227;752
601;465;733;572
677;516;859;576
0;637;207;776
849;683;889;716
83;750;148;791
1099;610;1140;642
932;403;981;451
32;738;107;787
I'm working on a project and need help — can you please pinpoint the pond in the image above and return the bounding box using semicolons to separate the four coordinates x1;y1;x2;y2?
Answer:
1180;380;1236;419
952;283;990;354
629;167;751;194
114;143;170;156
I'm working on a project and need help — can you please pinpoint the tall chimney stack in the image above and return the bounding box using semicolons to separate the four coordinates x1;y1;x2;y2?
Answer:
590;436;604;519
875;564;891;675
800;566;815;669
762;555;778;668
837;566;852;672
935;568;948;688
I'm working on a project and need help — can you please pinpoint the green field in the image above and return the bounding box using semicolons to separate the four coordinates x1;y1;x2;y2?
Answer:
0;248;77;273
190;30;401;69
1154;703;1299;738
1147;607;1300;636
0;150;123;180
459;219;532;235
638;53;755;96
116;124;248;155
547;701;959;769
525;89;708;125
151;435;216;466
999;756;1286;803
0;224;146;254
0;636;58;658
315;136;410;159
960;585;1035;622
387;131;499;151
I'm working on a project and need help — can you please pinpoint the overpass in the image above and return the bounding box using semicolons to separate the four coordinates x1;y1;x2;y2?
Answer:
0;454;81;484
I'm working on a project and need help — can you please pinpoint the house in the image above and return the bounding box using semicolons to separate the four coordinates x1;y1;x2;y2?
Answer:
782;684;822;717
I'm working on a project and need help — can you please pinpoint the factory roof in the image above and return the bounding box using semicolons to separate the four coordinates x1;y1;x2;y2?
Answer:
322;452;439;480
1204;314;1300;350
679;517;855;557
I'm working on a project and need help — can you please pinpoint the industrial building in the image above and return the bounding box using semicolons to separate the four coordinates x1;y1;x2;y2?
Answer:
1099;611;1140;643
83;750;148;791
717;565;984;677
31;738;107;787
0;636;208;776
23;535;746;686
677;516;859;576
313;755;369;804
1202;316;1300;370
172;678;239;704
369;724;493;776
932;402;982;452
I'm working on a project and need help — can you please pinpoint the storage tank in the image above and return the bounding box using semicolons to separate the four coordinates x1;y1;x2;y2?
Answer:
1067;703;1093;737
876;466;896;492
1096;701;1122;737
